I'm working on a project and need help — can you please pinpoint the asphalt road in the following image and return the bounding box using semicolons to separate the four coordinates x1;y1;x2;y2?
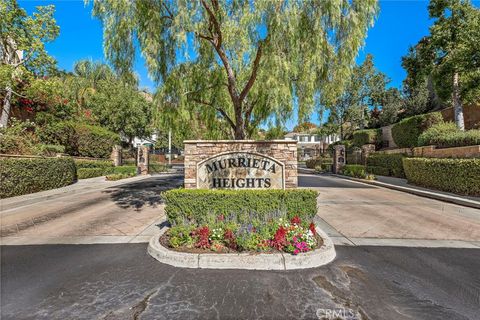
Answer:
2;244;479;320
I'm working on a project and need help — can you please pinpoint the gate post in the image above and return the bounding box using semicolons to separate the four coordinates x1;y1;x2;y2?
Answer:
361;144;376;166
111;145;123;167
333;145;346;174
137;145;150;175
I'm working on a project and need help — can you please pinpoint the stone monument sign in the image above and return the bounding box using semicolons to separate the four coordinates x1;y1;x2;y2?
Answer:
184;140;297;189
197;152;284;189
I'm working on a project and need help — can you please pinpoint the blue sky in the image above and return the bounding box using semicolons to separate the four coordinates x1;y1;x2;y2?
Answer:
18;0;466;129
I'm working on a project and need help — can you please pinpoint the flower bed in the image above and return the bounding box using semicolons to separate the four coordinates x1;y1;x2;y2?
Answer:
161;215;323;255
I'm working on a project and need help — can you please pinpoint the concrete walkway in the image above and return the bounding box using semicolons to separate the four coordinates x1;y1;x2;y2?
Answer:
1;174;183;245
300;174;480;248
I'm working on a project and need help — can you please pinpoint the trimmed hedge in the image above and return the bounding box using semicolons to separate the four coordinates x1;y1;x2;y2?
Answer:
366;165;390;176
77;165;137;179
418;122;480;148
366;153;406;178
392;112;443;148
352;129;381;147
164;189;318;226
112;166;137;175
77;168;108;179
74;159;114;169
0;157;77;198
403;158;480;196
106;172;136;181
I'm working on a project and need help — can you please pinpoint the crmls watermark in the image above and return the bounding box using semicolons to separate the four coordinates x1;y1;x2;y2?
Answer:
316;307;359;320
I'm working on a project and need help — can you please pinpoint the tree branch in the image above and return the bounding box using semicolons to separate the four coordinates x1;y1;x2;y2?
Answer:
190;97;236;130
244;97;259;124
162;2;174;19
199;0;238;101
239;43;263;102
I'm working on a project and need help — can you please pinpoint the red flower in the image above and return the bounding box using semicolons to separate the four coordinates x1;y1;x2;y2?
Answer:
271;226;288;250
193;226;210;249
309;222;317;236
25;106;34;113
290;216;301;225
224;229;237;250
217;214;225;221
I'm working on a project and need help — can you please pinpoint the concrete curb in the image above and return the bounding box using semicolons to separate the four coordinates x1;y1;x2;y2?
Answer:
147;226;336;270
330;174;480;210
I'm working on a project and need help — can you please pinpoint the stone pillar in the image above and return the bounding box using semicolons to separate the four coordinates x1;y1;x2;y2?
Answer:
137;145;149;175
111;145;123;167
333;145;345;174
361;144;376;165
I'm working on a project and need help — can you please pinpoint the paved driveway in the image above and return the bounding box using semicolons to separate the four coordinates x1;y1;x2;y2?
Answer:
2;172;479;247
1;174;183;244
301;174;480;247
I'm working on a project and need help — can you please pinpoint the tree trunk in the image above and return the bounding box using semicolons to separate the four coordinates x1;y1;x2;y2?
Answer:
452;72;465;131
0;87;12;128
340;121;344;141
233;101;246;140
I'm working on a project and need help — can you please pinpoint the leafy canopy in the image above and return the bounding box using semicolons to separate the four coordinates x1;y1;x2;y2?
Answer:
402;0;480;105
90;0;378;139
0;0;59;75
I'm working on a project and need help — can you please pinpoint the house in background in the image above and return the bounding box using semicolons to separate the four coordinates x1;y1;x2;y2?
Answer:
284;130;339;160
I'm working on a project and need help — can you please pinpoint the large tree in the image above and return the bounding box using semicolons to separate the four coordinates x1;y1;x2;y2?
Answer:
0;0;59;127
322;54;387;137
90;0;377;139
402;0;480;130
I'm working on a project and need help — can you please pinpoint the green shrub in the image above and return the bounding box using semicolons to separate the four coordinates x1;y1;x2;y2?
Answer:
75;124;120;158
37;122;119;158
76;165;137;179
403;158;480;196
305;157;333;169
112;166;137;174
163;189;318;226
321;163;332;172
149;164;171;173
366;153;406;178
105;172;136;181
352;129;381;148
366;165;390;176
0;157;77;198
314;163;332;173
74;159;114;169
418;122;480;148
32;144;65;156
392;112;443;148
0;119;38;155
36;121;76;152
328;140;353;153
77;168;110;179
340;164;373;179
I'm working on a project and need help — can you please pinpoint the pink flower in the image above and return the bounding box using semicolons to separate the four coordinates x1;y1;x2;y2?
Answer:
293;249;300;255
